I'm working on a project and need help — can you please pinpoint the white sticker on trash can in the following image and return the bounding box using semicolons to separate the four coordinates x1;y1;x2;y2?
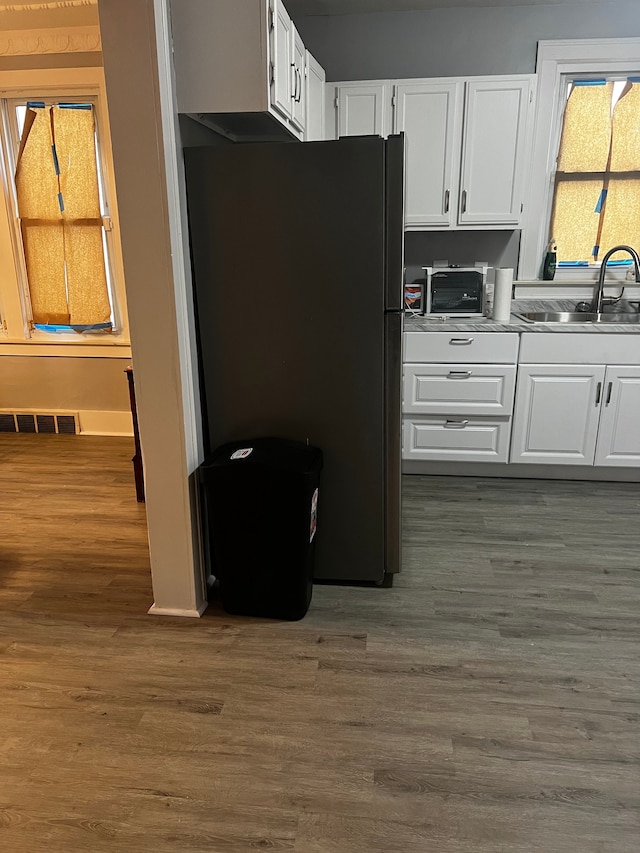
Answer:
310;488;318;543
230;448;253;460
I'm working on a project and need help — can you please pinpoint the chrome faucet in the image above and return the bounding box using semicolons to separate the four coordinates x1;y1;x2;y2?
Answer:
592;245;640;313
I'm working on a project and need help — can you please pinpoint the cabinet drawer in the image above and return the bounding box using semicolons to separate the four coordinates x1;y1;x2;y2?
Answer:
404;331;519;363
403;364;516;415
403;416;511;463
519;333;640;365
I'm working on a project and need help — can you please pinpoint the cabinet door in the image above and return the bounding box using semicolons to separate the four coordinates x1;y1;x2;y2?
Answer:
394;81;462;227
595;366;640;467
305;51;325;141
291;25;306;132
335;82;390;138
510;365;605;465
459;78;531;225
271;0;293;121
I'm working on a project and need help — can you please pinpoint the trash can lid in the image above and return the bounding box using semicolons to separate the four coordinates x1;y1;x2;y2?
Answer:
201;437;322;475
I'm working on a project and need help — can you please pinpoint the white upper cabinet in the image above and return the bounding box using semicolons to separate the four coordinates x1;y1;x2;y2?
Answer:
333;81;391;138
394;81;462;227
330;74;534;229
305;51;326;142
594;366;640;467
170;0;324;141
272;0;294;122
290;23;306;132
459;78;532;226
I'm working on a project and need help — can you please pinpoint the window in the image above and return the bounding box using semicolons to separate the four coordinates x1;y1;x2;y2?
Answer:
549;78;640;266
520;38;640;282
3;97;115;333
0;69;128;349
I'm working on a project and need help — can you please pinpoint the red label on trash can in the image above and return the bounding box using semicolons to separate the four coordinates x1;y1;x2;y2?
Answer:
310;488;318;543
230;448;253;460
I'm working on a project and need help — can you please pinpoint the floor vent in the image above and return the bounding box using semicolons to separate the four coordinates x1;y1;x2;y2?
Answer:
16;414;37;433
56;415;78;435
0;412;79;435
0;413;17;433
36;414;57;434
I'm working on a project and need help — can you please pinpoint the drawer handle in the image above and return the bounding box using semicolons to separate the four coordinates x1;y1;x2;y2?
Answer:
448;370;472;379
449;337;474;345
444;419;469;429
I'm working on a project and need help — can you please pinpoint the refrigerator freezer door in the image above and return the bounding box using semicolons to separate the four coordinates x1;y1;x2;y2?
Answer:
385;134;405;313
186;138;397;583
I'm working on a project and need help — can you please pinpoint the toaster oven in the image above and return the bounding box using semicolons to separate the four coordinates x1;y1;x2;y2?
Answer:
421;266;488;317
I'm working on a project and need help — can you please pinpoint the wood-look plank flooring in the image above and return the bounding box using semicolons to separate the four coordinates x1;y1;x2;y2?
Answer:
1;434;639;852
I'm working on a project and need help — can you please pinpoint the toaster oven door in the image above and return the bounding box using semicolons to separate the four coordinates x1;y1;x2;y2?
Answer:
429;271;483;314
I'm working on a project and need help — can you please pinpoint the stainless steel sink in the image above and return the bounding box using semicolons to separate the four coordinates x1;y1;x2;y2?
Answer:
515;311;640;324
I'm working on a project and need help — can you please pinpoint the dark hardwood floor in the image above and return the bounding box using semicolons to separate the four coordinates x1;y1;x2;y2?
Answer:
1;434;639;851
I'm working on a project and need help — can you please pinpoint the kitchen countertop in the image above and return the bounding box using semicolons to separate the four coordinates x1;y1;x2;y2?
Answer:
404;300;640;334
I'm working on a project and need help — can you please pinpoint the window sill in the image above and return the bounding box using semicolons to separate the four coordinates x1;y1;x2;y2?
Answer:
0;334;132;358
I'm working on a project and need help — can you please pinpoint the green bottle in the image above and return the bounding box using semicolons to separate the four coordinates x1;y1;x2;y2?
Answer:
543;238;557;280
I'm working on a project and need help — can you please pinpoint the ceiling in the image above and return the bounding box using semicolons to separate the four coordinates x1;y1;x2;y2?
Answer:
287;0;615;15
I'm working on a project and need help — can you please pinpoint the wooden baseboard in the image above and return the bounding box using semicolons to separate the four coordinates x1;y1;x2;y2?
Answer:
78;410;133;437
403;460;640;482
147;601;208;618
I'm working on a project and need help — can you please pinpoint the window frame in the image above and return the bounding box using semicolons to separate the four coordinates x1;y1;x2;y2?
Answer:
520;38;640;283
0;67;130;356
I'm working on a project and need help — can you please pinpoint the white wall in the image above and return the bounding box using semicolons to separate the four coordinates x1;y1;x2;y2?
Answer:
296;1;640;80
98;0;206;617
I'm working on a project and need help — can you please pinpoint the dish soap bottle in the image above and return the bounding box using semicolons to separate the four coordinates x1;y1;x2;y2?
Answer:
542;238;557;280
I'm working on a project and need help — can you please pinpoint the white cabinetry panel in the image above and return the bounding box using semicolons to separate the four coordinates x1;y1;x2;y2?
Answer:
335;81;390;138
394;81;461;227
404;417;511;462
459;79;530;225
291;24;306;132
404;364;516;416
305;51;325;141
595;366;640;467
404;332;519;364
272;0;294;121
511;365;605;465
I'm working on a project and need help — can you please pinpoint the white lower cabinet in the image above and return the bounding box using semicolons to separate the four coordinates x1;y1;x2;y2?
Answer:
402;332;518;462
595;366;640;467
404;417;511;462
511;363;640;467
403;364;516;417
510;365;605;465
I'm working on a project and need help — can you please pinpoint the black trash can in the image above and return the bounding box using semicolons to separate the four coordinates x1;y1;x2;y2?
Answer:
199;437;323;620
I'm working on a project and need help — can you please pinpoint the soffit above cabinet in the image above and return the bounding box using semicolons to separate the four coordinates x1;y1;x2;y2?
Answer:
286;0;601;16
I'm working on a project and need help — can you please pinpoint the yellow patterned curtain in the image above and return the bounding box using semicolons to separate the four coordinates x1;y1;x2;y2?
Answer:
14;104;111;328
550;81;640;264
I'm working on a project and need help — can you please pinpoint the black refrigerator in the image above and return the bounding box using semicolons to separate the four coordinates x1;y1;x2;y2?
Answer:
185;134;404;584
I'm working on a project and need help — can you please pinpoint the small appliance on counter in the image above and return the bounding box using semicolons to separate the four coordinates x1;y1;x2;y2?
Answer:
420;263;488;317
